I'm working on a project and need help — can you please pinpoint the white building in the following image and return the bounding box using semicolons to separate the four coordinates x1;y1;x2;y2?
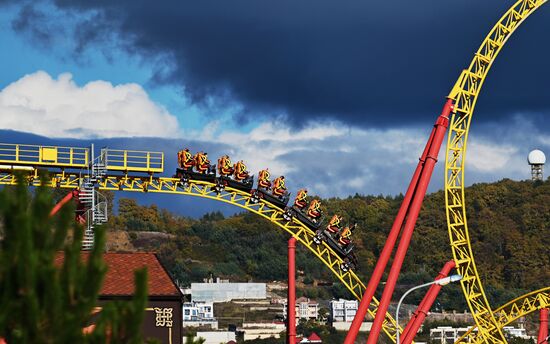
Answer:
330;299;358;322
283;297;319;320
182;301;218;329
430;325;531;343
183;301;214;321
430;326;468;343
503;326;531;339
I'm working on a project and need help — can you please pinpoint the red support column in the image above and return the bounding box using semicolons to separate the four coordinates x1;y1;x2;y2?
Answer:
49;190;79;217
366;100;452;344
343;108;439;344
538;308;548;344
401;260;456;344
288;237;296;344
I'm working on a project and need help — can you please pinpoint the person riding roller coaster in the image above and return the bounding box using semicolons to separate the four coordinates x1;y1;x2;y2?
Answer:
272;176;287;197
338;224;356;249
294;189;308;209
258;169;271;189
194;152;210;173
326;214;343;234
234;160;249;181
178;148;194;169
218;155;233;176
307;199;322;219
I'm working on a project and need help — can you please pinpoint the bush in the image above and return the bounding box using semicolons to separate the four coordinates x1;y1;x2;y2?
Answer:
0;175;148;343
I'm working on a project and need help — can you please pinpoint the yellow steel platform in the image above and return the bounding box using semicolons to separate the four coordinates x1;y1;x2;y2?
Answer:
0;143;164;174
102;148;163;174
0;143;88;169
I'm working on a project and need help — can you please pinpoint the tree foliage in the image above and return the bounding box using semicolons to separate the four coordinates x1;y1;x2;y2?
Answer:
184;334;205;344
0;176;148;343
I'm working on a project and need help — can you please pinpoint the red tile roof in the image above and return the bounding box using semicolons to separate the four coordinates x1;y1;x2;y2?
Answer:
308;332;322;341
55;252;181;297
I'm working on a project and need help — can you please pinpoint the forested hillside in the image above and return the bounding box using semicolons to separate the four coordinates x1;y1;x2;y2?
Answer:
102;178;550;308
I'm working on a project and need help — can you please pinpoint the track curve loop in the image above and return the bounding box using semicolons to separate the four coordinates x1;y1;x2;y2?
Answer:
444;1;548;343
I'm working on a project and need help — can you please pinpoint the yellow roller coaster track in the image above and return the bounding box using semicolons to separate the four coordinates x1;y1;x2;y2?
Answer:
445;0;548;343
456;287;550;343
0;169;403;342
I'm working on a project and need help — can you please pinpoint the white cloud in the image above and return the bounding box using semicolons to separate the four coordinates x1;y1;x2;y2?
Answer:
467;141;518;172
0;71;181;138
187;120;428;197
185;116;547;198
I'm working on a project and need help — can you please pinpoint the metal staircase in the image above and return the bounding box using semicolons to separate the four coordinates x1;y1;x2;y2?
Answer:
81;145;109;250
90;150;107;181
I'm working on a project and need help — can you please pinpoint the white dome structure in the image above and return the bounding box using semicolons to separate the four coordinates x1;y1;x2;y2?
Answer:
528;149;546;165
527;149;545;181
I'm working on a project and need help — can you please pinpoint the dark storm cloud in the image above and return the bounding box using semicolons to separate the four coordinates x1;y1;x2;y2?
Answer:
11;3;62;47
9;0;550;126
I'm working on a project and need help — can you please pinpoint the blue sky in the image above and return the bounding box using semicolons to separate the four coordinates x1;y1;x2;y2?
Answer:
0;0;549;217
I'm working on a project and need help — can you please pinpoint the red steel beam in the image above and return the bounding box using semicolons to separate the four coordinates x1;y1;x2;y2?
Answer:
366;99;453;344
539;308;548;344
344;99;454;344
49;190;79;217
401;260;456;344
343;108;438;344
288;237;297;344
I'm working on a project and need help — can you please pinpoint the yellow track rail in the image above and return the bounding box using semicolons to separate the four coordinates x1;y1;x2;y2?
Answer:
445;0;548;342
0;170;403;343
456;287;550;343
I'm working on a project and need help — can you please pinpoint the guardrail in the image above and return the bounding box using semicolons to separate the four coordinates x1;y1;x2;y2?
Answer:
0;143;89;168
102;148;163;173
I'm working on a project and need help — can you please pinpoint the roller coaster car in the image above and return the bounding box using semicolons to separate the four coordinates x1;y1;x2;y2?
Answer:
250;188;290;209
313;230;358;272
283;206;323;230
215;175;255;193
176;164;217;184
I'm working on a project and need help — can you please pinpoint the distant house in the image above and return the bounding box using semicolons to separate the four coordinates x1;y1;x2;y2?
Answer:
55;252;183;344
283;297;319;320
429;326;477;343
182;301;218;329
430;325;530;343
330;299;358;322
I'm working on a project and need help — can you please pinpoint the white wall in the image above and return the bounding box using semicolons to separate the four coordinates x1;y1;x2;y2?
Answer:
196;331;236;344
191;283;266;302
